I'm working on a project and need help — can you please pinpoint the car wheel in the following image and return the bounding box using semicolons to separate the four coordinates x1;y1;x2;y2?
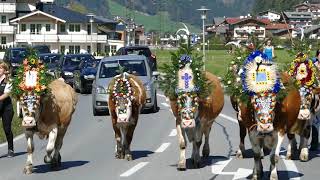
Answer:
151;94;159;113
79;80;85;94
93;107;99;116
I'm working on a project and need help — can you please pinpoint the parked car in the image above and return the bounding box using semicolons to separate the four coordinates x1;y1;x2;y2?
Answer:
73;59;99;94
32;45;51;55
116;46;157;71
57;54;95;86
92;55;159;116
3;47;28;75
39;53;61;77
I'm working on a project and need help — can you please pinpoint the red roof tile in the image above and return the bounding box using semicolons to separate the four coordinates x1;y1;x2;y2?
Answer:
266;23;290;30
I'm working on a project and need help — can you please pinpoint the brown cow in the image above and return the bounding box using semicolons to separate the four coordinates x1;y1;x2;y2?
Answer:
169;72;224;170
21;79;78;174
108;73;146;161
237;88;300;180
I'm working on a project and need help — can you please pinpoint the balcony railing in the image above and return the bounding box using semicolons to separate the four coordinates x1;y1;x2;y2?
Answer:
0;25;14;34
15;34;110;43
0;3;16;13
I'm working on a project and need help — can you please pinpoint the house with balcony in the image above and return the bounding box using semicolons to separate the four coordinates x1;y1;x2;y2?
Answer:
222;18;270;41
294;1;320;19
8;2;124;55
258;10;281;22
279;11;313;28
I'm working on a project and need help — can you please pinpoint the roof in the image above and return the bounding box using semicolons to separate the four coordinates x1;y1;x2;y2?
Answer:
304;25;320;34
224;18;270;25
10;10;66;23
258;10;280;16
213;17;225;25
266;23;290;30
283;11;312;19
101;55;146;62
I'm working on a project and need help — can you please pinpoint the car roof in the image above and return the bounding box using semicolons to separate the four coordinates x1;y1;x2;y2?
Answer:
101;55;146;62
8;47;27;51
122;45;150;50
39;53;61;56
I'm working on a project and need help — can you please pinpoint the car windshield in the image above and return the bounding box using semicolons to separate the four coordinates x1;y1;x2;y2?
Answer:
83;60;97;68
12;49;27;59
63;55;94;66
99;60;147;78
126;48;151;57
40;55;60;64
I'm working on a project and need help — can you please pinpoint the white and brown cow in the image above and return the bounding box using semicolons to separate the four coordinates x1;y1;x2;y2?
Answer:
21;79;78;174
169;72;224;170
108;73;146;161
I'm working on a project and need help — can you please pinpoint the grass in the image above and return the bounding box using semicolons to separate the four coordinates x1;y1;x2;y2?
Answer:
0;100;23;143
107;0;200;33
153;49;306;78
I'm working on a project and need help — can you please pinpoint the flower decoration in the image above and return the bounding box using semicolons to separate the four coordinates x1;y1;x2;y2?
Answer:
11;49;51;99
110;73;134;106
251;92;276;123
288;54;316;87
177;91;199;115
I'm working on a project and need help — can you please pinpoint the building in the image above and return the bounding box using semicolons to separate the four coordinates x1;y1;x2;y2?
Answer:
294;1;320;19
280;11;313;28
223;18;270;40
265;23;296;39
302;25;320;39
258;10;281;22
1;0;124;55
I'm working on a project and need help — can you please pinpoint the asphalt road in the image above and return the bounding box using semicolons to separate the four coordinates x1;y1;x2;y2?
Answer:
0;92;319;180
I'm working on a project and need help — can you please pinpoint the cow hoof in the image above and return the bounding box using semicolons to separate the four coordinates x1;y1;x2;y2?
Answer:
202;149;210;158
51;153;62;168
125;154;133;161
285;154;292;160
177;163;186;171
299;148;309;162
191;159;201;168
23;165;33;174
270;172;278;180
252;175;258;180
236;149;244;159
44;155;52;164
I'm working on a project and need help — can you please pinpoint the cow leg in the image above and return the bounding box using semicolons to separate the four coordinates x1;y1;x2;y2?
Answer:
236;119;247;159
120;127;128;160
202;126;211;158
268;132;278;180
52;127;67;168
249;132;263;180
274;131;285;163
124;125;137;161
44;127;58;164
23;130;34;174
299;125;311;161
177;124;187;171
113;124;124;159
286;133;297;160
191;122;202;168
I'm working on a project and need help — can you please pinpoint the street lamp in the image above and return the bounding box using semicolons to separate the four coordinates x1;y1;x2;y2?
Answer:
11;22;18;47
126;18;135;46
87;13;95;54
197;6;210;70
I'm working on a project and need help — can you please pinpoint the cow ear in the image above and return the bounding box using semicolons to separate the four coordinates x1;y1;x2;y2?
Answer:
313;87;320;95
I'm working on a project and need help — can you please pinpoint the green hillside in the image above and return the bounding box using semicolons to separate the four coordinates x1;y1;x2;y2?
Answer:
107;0;200;33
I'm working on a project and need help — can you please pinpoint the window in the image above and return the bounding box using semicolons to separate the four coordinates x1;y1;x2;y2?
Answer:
36;24;42;34
21;24;26;32
75;24;80;32
87;45;91;53
69;24;74;32
1;16;6;24
30;24;36;34
1;36;6;44
69;45;75;54
60;24;66;32
46;24;51;32
60;45;65;54
75;45;80;54
111;45;117;53
105;45;110;54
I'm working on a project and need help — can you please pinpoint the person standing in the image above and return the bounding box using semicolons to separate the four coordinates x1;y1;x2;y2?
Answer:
263;39;275;60
311;49;320;151
0;61;14;157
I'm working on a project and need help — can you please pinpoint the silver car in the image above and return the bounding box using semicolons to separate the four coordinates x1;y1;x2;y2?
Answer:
92;55;159;115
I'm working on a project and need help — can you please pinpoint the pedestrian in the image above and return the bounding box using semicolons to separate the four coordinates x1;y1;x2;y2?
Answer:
263;39;275;60
0;61;14;157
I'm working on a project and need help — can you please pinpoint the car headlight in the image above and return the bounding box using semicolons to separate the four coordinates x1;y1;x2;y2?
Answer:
84;75;95;80
64;71;73;76
96;86;107;94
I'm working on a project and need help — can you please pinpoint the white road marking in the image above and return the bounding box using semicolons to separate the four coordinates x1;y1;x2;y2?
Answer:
155;143;171;153
120;162;149;177
281;155;301;180
0;134;25;148
161;102;170;107
169;129;177;137
219;113;238;123
212;158;233;174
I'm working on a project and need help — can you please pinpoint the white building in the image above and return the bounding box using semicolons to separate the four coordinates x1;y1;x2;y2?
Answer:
0;0;124;55
258;10;281;22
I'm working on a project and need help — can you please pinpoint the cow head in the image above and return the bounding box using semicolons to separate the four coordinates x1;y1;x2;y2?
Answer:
115;97;133;124
251;92;276;134
20;93;40;128
178;92;199;129
298;87;313;120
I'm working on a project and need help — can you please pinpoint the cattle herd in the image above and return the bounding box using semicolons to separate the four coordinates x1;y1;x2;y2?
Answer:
11;47;320;180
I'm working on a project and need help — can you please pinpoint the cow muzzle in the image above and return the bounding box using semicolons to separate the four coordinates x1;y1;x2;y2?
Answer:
181;119;195;129
22;116;36;128
298;109;311;120
117;113;129;123
257;123;274;134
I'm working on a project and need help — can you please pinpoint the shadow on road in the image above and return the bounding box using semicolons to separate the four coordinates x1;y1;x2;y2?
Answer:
246;170;304;180
0;151;27;158
33;160;89;173
131;150;154;160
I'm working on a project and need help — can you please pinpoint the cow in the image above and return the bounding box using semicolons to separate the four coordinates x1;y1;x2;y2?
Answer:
237;88;300;180
108;72;146;161
21;79;78;174
169;72;224;170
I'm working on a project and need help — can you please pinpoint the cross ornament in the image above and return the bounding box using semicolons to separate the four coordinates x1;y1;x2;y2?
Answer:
181;73;192;89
